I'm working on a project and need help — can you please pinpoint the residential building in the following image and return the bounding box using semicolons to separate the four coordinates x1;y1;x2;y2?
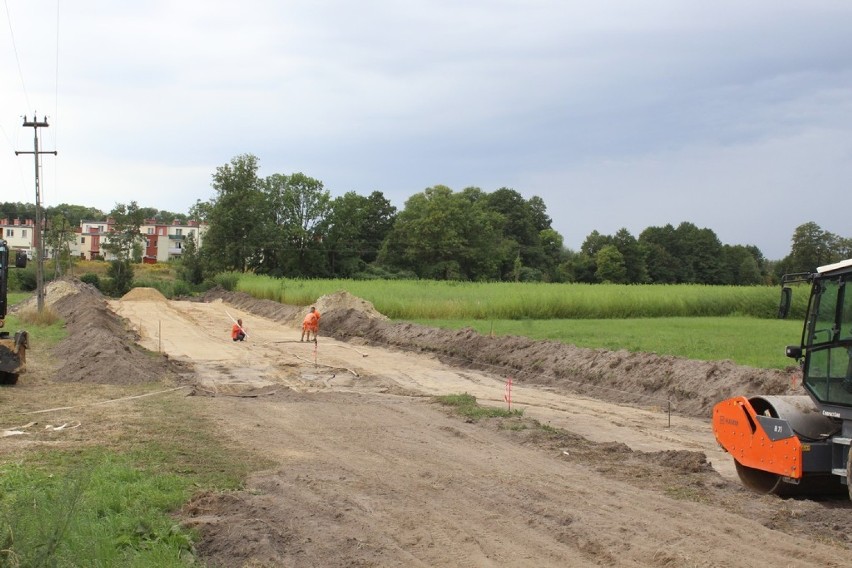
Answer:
77;220;109;260
0;218;37;259
140;218;205;263
75;218;206;263
1;216;205;264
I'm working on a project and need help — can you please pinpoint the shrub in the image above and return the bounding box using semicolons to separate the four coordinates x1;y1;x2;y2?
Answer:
79;273;102;290
212;272;240;291
106;260;134;297
171;280;193;298
9;266;36;291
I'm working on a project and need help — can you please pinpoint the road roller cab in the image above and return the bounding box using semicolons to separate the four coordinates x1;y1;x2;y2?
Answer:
713;258;852;498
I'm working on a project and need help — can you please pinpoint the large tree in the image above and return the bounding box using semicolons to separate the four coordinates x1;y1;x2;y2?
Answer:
785;221;837;273
380;185;504;280
102;201;146;296
45;213;77;277
675;223;725;284
200;154;266;273
612;228;648;284
595;244;628;283
265;172;332;277
324;191;396;277
484;188;554;280
721;244;763;285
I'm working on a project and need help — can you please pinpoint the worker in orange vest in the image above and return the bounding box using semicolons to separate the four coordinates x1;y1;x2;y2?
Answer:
231;318;247;342
300;307;320;342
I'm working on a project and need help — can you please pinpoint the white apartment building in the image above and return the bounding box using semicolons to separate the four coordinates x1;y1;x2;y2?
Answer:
75;218;206;262
0;219;37;259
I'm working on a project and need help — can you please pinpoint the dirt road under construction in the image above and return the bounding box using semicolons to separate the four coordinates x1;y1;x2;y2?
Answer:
7;281;852;566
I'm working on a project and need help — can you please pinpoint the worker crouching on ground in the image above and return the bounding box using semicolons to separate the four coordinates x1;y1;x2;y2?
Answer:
232;318;247;342
301;307;321;342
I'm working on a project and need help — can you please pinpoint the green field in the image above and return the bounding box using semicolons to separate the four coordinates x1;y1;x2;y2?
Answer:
234;274;808;320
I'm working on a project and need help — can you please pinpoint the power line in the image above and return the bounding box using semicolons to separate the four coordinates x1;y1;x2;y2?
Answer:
3;0;31;112
51;0;60;201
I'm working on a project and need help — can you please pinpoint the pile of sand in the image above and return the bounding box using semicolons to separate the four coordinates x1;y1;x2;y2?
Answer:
15;279;83;312
121;287;168;302
314;290;388;321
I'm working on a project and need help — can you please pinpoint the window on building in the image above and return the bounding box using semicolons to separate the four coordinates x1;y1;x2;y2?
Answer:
5;229;13;237
147;228;154;234
81;237;86;244
175;228;183;236
21;230;27;238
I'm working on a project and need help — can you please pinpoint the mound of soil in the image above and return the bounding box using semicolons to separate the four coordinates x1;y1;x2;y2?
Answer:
121;287;168;302
314;290;388;321
14;279;81;312
47;280;176;385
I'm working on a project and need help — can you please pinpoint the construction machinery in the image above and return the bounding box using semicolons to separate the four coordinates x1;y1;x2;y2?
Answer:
0;240;28;385
713;258;852;498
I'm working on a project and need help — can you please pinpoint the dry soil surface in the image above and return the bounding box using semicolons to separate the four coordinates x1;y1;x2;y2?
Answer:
3;280;852;567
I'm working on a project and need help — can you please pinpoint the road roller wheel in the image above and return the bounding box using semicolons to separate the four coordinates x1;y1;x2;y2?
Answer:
735;460;846;498
847;449;852;501
0;371;18;385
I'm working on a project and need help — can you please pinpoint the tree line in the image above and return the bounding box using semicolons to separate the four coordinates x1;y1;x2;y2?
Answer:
182;154;851;285
3;152;849;286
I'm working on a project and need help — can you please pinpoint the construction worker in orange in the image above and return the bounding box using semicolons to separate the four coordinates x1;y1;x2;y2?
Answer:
232;318;247;342
301;306;320;342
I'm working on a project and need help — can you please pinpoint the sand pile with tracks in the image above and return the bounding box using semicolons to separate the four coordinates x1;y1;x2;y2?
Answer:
121;287;168;302
15;279;83;312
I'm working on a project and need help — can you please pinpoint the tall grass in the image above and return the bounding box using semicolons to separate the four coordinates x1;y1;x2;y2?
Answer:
234;273;808;320
3;299;67;344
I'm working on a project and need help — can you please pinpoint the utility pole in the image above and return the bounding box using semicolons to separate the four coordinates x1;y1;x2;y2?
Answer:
15;114;57;314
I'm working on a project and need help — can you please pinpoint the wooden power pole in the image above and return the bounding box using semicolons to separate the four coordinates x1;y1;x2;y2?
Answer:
15;114;57;314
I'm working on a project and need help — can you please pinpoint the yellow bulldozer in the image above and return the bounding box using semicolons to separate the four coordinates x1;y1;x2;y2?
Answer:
0;239;29;385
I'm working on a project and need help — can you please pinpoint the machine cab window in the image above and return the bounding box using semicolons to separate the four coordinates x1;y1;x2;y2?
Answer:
803;275;852;406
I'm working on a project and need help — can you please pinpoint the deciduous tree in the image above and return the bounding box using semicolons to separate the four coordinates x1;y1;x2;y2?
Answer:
200;154;266;273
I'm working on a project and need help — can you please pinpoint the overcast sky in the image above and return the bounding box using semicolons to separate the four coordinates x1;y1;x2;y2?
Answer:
2;1;851;260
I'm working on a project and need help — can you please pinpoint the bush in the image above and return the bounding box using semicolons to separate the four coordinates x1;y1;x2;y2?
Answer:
171;280;193;298
80;273;102;290
9;266;37;291
212;272;240;291
106;260;134;297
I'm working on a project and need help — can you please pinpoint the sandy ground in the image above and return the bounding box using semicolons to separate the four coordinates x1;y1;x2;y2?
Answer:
3;281;852;567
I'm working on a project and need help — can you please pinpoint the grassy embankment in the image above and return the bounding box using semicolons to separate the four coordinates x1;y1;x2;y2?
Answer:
234;274;809;369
